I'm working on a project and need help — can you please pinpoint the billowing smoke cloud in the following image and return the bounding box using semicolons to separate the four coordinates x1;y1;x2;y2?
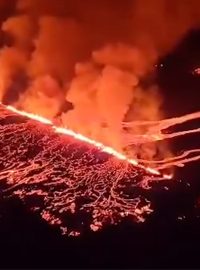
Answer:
0;0;200;161
62;45;141;150
16;75;65;118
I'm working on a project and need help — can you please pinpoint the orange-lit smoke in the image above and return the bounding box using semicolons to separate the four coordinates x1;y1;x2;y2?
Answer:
0;0;199;166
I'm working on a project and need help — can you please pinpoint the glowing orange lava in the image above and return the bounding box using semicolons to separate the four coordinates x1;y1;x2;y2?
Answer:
194;67;200;75
0;102;171;179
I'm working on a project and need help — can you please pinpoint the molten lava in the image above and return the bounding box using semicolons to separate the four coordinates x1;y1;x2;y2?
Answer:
0;103;199;236
3;103;168;178
5;103;200;176
0;103;169;236
122;111;200;170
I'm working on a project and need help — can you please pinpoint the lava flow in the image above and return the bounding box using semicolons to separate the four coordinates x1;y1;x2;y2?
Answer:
5;103;168;178
0;104;168;236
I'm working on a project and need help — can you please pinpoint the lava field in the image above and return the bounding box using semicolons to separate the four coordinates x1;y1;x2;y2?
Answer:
0;105;165;236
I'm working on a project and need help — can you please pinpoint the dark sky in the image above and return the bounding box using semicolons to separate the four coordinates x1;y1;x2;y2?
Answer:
159;29;200;116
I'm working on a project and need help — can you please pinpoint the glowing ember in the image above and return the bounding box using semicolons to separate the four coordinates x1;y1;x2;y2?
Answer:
194;67;200;75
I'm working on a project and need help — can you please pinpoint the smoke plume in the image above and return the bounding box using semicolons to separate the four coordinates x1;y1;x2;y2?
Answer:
0;0;200;161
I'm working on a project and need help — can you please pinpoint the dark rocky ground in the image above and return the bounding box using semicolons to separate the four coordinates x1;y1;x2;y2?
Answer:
0;167;200;269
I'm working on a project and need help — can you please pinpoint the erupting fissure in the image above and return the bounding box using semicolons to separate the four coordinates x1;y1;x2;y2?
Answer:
0;102;199;236
0;103;167;235
3;102;200;177
2;102;171;179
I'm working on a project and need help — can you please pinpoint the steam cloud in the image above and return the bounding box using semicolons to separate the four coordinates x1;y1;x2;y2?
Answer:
0;0;199;161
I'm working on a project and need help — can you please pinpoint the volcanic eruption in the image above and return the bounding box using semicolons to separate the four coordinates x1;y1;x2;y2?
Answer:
0;103;164;236
0;0;200;236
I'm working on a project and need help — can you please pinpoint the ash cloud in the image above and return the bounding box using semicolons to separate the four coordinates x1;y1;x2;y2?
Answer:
0;0;200;160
